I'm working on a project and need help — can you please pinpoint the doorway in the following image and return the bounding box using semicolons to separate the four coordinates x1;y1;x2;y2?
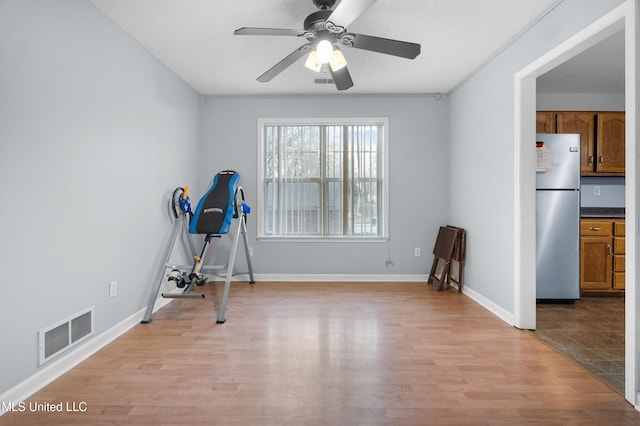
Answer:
513;0;638;406
532;29;626;395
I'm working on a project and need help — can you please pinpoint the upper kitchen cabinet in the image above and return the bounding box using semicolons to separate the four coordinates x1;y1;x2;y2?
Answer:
536;111;625;176
536;111;556;133
595;112;625;174
556;112;595;175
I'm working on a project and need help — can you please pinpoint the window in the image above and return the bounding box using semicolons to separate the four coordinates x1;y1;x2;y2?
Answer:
258;118;388;240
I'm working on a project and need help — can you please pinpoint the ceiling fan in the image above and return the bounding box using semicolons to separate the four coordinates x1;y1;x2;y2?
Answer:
234;0;421;91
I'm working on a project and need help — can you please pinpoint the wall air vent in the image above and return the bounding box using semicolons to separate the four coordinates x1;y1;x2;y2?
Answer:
38;306;94;365
314;78;335;84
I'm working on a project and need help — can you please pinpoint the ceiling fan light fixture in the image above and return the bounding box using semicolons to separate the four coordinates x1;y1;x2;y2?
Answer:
304;50;322;72
329;49;347;71
316;39;333;63
235;0;421;91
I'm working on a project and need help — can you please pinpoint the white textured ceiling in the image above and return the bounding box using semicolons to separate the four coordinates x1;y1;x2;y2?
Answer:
89;0;621;96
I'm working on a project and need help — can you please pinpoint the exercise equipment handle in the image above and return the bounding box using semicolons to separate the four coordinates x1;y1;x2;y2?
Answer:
179;187;192;215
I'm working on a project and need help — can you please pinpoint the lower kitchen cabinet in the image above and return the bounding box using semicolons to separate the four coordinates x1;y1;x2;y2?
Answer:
613;220;625;290
580;218;625;293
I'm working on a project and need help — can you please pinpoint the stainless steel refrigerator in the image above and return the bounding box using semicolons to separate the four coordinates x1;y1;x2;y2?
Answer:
536;133;581;301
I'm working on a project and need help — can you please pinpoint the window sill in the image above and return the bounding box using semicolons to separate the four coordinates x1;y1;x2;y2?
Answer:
257;236;389;243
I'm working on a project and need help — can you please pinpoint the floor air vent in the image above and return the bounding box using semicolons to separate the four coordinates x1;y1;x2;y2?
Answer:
39;306;94;365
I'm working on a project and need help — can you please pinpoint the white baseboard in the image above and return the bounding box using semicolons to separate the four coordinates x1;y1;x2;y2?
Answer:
0;294;176;416
461;285;515;326
217;273;430;282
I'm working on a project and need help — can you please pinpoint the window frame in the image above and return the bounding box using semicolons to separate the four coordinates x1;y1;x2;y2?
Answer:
257;117;389;242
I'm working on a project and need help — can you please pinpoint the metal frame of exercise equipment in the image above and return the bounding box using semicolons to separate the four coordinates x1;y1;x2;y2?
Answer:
141;173;255;324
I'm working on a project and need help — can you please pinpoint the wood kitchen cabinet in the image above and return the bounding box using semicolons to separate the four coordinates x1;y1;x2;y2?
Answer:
613;220;625;290
536;111;624;176
595;112;625;173
536;111;556;133
556;112;595;175
580;218;625;293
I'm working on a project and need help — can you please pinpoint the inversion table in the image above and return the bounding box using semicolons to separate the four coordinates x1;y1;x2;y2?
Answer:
141;170;255;324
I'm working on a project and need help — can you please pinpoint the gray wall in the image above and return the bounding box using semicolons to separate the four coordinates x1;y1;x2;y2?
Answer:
537;92;625;111
448;0;625;312
0;0;629;401
0;0;200;394
198;95;450;275
581;177;625;207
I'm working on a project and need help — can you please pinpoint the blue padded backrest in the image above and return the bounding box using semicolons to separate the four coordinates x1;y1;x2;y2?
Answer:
189;171;239;235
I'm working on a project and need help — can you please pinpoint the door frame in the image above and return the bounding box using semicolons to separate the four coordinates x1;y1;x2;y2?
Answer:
513;0;638;407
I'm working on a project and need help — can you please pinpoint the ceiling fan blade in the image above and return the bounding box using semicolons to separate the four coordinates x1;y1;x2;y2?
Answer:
326;0;377;31
257;43;314;82
235;27;306;36
329;64;354;91
343;33;421;59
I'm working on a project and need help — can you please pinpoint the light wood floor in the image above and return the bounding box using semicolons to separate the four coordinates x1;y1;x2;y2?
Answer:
2;282;639;425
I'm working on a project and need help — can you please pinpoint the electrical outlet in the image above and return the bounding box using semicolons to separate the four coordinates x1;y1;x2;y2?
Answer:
109;281;117;298
593;185;601;196
248;247;254;257
415;248;421;257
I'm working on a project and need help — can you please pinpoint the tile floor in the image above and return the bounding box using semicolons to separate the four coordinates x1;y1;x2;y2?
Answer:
531;296;625;394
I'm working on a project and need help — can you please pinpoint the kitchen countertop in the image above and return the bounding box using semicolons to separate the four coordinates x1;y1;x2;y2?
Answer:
580;207;625;218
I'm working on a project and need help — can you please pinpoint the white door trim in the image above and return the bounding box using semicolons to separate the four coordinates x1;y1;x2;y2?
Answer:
513;0;638;407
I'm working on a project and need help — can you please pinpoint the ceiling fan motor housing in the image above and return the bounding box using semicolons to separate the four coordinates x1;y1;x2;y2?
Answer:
303;10;333;34
312;0;336;10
